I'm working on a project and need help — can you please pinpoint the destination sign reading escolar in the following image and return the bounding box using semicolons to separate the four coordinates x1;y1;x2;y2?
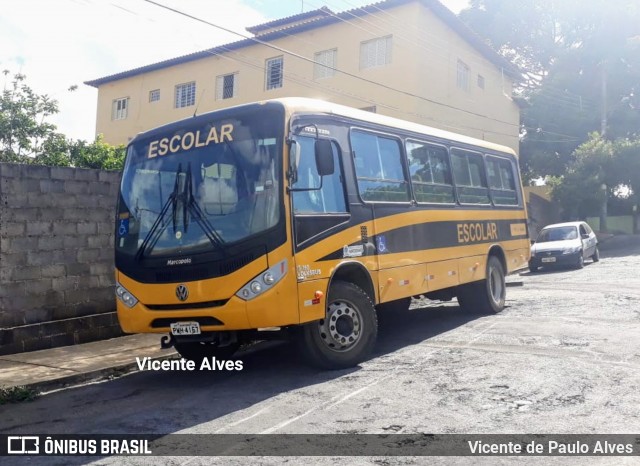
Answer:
147;124;234;158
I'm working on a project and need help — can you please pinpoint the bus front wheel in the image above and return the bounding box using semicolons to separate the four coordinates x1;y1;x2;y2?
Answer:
457;255;506;314
297;281;377;370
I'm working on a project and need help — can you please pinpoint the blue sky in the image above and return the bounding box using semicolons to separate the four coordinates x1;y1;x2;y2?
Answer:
1;0;468;142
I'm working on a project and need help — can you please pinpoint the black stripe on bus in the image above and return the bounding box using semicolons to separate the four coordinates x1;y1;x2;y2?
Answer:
317;219;527;262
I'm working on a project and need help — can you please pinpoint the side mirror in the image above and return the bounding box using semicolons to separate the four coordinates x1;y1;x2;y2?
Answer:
530;239;535;245
581;233;589;239
315;139;334;177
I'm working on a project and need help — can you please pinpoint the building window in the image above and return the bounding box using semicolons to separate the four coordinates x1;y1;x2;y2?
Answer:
457;60;470;91
112;97;129;120
149;89;160;102
360;36;392;69
477;74;485;89
216;73;238;100
175;81;196;108
314;49;337;79
265;56;283;90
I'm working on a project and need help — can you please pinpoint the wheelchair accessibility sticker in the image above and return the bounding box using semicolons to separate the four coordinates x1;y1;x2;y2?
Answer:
376;235;388;253
118;218;129;237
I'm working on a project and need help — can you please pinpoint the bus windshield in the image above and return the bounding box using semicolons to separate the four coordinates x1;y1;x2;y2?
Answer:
116;110;282;259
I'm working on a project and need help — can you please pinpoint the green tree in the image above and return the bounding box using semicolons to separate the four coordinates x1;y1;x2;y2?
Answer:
1;71;125;169
0;72;59;162
548;134;613;220
549;134;640;227
70;135;126;170
460;0;640;180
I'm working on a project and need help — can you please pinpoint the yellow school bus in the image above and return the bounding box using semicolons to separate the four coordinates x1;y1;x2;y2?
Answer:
115;98;529;369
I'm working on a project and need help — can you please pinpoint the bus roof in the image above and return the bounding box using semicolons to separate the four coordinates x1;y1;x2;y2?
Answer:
129;97;516;157
269;97;517;156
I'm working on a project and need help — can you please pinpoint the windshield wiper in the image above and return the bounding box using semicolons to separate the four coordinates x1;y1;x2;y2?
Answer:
135;164;183;262
184;163;225;253
135;163;226;261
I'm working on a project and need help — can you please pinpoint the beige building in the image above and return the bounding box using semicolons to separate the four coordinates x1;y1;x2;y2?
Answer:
85;0;521;152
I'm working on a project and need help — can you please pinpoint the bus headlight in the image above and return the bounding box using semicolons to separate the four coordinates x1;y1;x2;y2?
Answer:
116;283;139;308
263;272;275;285
236;259;287;301
250;281;263;294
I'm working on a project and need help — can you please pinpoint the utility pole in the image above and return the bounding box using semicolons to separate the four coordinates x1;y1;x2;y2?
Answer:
599;62;608;233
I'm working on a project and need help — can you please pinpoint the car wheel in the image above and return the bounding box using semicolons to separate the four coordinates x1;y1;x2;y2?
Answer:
575;252;584;269
297;281;377;370
457;255;506;314
528;263;539;273
592;246;600;262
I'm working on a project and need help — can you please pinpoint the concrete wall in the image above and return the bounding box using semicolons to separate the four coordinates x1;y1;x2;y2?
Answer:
586;216;634;234
525;187;561;238
0;163;123;354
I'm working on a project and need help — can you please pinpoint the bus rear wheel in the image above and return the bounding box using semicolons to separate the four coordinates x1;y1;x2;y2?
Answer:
457;255;506;314
297;281;377;370
174;341;240;363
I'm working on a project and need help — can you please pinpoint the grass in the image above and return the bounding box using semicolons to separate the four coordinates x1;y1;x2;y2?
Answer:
0;385;40;404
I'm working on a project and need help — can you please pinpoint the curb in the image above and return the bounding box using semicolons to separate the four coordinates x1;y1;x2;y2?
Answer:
6;351;179;396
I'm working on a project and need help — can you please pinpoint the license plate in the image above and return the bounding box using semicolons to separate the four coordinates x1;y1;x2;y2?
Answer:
170;321;201;335
541;257;556;263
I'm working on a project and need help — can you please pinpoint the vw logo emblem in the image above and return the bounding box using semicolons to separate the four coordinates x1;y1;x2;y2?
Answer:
176;284;189;301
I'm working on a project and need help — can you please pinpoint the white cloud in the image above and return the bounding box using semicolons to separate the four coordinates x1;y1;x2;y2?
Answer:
1;0;267;141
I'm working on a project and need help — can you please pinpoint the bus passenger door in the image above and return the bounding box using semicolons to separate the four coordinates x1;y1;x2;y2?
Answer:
290;135;350;320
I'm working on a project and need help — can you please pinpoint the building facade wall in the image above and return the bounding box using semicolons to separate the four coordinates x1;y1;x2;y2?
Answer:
0;163;122;354
92;2;520;152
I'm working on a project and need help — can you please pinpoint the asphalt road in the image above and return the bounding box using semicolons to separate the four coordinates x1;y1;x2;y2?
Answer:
2;240;639;465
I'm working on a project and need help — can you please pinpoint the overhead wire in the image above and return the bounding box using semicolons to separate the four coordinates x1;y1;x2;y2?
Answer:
326;0;600;110
81;0;520;139
139;0;521;131
313;0;510;77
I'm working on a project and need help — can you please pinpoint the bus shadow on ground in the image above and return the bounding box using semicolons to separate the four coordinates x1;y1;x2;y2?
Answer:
0;302;478;453
375;300;480;356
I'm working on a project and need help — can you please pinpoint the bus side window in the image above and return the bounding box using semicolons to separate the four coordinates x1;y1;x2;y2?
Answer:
486;156;518;205
451;148;490;204
351;130;409;202
406;140;455;203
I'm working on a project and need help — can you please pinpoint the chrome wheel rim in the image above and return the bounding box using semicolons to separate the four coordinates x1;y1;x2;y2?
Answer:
317;300;363;352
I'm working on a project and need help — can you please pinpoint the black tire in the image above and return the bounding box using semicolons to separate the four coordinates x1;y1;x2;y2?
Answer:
575;252;584;269
297;281;377;370
457;255;506;314
175;341;240;363
592;246;600;262
528;264;539;273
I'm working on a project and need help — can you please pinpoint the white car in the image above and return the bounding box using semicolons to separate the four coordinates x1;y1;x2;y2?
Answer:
529;221;599;272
